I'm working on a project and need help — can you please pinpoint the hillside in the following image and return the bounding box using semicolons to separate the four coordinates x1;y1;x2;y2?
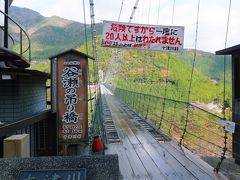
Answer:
176;49;232;84
31;36;231;108
16;5;231;106
9;6;102;58
113;49;231;104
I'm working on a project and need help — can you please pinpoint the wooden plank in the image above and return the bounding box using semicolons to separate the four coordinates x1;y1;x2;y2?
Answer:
153;142;212;180
105;89;183;179
106;95;166;180
133;131;197;179
105;143;135;180
102;85;228;180
166;142;228;180
105;97;153;179
123;120;201;179
124;108;217;179
120;134;153;179
133;143;167;180
112;88;226;179
112;120;154;179
122;119;194;180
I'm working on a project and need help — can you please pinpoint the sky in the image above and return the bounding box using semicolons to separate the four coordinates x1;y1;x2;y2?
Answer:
12;0;240;53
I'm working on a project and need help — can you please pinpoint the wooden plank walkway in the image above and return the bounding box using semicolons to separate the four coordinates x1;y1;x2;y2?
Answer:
101;85;228;180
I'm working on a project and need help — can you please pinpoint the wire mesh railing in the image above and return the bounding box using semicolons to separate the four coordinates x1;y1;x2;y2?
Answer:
89;94;106;145
114;88;239;173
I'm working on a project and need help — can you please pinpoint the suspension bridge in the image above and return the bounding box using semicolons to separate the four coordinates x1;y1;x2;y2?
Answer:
0;0;239;179
101;85;227;179
88;0;240;179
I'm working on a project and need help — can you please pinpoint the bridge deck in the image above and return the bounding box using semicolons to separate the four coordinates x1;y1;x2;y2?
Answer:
101;86;227;180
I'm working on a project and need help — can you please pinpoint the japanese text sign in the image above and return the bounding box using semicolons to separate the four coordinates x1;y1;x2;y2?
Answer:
102;20;184;52
17;169;86;180
56;52;88;144
219;120;235;133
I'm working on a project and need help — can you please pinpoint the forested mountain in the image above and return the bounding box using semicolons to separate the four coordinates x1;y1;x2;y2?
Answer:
9;6;102;58
16;5;231;105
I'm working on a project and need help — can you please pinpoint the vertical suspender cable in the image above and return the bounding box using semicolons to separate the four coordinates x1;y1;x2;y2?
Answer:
171;0;175;25
157;0;161;25
83;0;88;55
89;0;99;101
118;0;124;22
136;0;140;23
141;0;145;22
83;0;93;115
223;0;231;120
129;0;140;23
148;0;151;24
159;0;176;128
215;0;232;173
90;0;100;108
179;0;201;146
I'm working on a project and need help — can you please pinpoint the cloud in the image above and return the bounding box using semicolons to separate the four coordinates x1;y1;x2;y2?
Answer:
12;0;54;12
40;0;87;22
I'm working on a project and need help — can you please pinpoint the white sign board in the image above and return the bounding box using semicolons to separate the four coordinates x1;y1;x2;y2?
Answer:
219;120;235;133
102;21;184;52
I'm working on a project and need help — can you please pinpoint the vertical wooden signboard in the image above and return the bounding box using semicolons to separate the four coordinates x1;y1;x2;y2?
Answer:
50;49;94;155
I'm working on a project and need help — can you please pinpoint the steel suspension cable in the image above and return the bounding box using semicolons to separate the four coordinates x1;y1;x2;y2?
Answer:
143;0;152;101
83;0;93;115
171;0;175;25
157;0;161;25
118;0;124;22
89;0;98;106
148;0;151;24
179;0;201;146
145;58;159;119
141;0;145;22
83;0;88;55
129;0;140;23
159;0;176;129
108;0;125;88
215;0;232;173
140;0;152;111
